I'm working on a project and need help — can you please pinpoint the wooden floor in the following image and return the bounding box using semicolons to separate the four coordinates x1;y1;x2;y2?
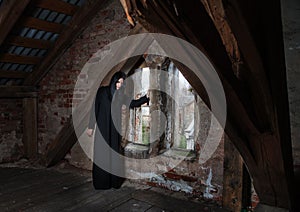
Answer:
0;167;228;212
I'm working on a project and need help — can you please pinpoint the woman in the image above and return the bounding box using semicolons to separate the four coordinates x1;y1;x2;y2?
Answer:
87;71;149;189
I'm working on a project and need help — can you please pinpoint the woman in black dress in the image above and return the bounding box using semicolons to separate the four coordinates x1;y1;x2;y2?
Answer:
87;71;149;189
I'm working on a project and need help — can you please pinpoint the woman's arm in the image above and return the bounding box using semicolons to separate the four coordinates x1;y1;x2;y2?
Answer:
129;94;149;109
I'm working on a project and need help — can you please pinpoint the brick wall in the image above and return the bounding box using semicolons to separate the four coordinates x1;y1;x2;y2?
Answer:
0;99;23;163
38;0;131;155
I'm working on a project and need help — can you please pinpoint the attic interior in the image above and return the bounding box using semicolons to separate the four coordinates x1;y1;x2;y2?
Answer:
0;0;299;211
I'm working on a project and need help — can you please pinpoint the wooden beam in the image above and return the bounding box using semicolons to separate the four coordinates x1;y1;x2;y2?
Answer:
0;0;31;46
224;0;293;209
22;17;64;33
0;70;29;78
7;36;53;49
223;135;243;212
0;86;37;98
200;0;241;75
24;0;110;85
222;0;275;131
45;120;78;167
34;0;78;16
23;97;38;158
0;54;41;64
256;0;294;209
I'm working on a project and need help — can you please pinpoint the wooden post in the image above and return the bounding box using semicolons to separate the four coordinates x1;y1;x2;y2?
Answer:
23;97;38;159
223;135;252;211
223;135;243;212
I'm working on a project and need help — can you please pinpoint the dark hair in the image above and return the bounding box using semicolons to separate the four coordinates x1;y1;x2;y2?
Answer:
109;71;126;96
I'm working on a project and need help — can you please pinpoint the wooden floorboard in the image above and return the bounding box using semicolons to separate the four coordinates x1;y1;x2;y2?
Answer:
0;167;34;179
109;198;152;212
0;167;229;212
72;187;135;212
132;189;214;212
8;174;88;211
0;168;88;211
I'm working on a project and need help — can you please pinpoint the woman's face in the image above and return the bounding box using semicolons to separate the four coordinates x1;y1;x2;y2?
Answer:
116;78;124;90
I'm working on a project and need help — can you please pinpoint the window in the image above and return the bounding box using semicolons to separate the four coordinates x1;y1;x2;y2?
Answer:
124;60;198;154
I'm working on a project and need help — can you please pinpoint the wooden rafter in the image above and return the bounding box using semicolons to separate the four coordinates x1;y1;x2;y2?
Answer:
23;0;110;86
7;36;53;49
0;86;37;98
0;54;41;64
34;0;79;16
0;70;29;78
0;0;31;46
222;0;275;131
22;17;64;33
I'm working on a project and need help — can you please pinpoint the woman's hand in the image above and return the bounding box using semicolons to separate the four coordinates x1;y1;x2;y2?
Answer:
87;128;94;137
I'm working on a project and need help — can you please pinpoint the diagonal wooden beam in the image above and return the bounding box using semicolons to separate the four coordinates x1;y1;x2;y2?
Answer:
34;0;79;16
7;36;53;49
24;0;109;86
222;0;275;132
0;70;29;78
0;0;32;46
0;54;41;64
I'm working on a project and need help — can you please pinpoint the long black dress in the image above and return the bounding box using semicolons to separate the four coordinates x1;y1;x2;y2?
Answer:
88;72;149;189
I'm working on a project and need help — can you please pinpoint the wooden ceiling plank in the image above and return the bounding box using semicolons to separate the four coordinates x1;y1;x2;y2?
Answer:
24;0;109;86
7;36;53;49
0;70;29;78
0;0;32;46
34;0;79;16
22;17;64;33
0;54;41;64
0;86;37;98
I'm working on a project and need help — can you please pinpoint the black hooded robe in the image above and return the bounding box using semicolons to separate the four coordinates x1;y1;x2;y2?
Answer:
88;72;149;190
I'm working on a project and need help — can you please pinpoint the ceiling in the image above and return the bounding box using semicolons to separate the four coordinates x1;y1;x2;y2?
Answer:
0;0;108;86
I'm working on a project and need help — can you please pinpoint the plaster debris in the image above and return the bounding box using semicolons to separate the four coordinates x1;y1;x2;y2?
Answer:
203;168;214;199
